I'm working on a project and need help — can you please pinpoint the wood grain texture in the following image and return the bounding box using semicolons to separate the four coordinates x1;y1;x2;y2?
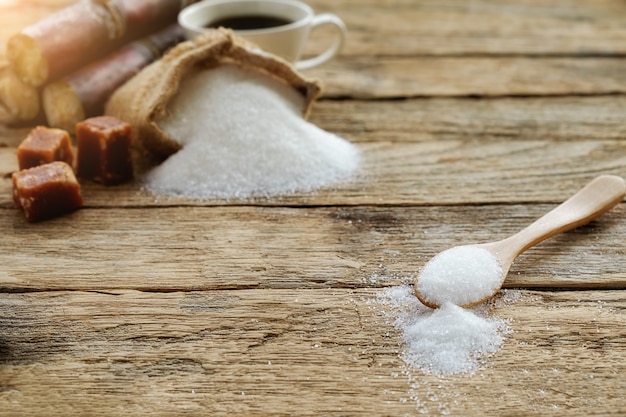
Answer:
305;0;626;56
0;289;625;416
5;96;626;145
0;205;624;292
1;1;626;416
1;140;624;208
2;98;626;208
308;57;626;98
3;1;626;57
308;96;626;142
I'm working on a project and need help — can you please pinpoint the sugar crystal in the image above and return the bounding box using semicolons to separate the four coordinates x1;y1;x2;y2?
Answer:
417;245;502;307
146;64;360;199
378;285;508;377
402;302;503;375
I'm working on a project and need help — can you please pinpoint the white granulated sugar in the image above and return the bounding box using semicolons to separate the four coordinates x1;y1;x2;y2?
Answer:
417;245;503;307
402;302;503;375
145;64;360;199
378;285;507;376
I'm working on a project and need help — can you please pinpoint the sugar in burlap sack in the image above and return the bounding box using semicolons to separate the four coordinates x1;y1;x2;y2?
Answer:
105;28;322;162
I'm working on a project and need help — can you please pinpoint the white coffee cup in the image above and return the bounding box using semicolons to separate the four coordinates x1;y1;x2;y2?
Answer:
178;0;347;70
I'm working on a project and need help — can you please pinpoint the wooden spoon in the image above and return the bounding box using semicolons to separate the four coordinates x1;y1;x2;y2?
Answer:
414;175;626;309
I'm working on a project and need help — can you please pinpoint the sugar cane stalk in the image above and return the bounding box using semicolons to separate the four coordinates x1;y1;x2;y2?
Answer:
0;56;40;125
7;0;190;87
42;24;185;133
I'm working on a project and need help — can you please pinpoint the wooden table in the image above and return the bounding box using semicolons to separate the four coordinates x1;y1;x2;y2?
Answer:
1;1;625;415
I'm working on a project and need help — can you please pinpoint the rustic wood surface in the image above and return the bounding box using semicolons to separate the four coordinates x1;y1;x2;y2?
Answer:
1;0;626;416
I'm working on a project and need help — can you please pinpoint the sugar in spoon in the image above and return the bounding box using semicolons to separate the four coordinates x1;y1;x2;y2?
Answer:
414;175;626;309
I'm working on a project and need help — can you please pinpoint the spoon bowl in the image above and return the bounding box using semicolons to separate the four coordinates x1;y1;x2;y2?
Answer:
414;175;626;309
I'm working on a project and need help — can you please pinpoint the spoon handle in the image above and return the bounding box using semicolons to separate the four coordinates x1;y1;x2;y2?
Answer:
498;175;625;260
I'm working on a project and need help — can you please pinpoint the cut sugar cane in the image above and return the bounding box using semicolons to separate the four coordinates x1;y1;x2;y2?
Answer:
112;0;192;41
0;56;39;124
43;25;185;133
7;0;189;87
7;0;123;87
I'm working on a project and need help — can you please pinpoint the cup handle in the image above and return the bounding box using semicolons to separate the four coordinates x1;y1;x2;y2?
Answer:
295;13;347;70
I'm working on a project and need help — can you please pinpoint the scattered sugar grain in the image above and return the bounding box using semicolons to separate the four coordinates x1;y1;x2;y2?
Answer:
147;64;360;199
417;245;503;307
402;301;503;375
377;285;508;377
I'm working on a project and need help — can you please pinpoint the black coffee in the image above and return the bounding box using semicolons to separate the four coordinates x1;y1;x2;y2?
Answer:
207;14;292;30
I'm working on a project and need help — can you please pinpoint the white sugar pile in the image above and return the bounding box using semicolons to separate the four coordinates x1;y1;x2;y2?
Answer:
382;245;506;375
144;64;360;199
378;285;508;376
416;245;503;307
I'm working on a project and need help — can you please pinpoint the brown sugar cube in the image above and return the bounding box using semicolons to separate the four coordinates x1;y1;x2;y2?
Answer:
76;116;133;185
17;126;74;170
12;161;83;223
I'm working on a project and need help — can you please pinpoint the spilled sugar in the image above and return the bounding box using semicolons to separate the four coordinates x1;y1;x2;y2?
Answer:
379;246;508;377
374;283;519;414
403;302;503;375
378;285;508;376
369;249;519;410
416;245;503;307
145;64;360;199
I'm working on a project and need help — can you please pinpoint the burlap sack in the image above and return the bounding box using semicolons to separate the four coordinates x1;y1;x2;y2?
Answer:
105;28;322;161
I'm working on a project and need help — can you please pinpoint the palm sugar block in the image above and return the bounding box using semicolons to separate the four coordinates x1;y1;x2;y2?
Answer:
76;116;133;185
12;161;83;223
17;126;74;170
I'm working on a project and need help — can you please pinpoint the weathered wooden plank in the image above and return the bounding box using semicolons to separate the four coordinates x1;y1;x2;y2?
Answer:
0;2;624;417
0;289;624;416
2;4;626;113
3;96;626;147
2;0;626;58
3;1;626;58
4;96;626;146
0;205;624;291
308;57;626;98
304;0;626;56
4;100;626;208
310;95;626;141
3;138;624;207
3;98;625;207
